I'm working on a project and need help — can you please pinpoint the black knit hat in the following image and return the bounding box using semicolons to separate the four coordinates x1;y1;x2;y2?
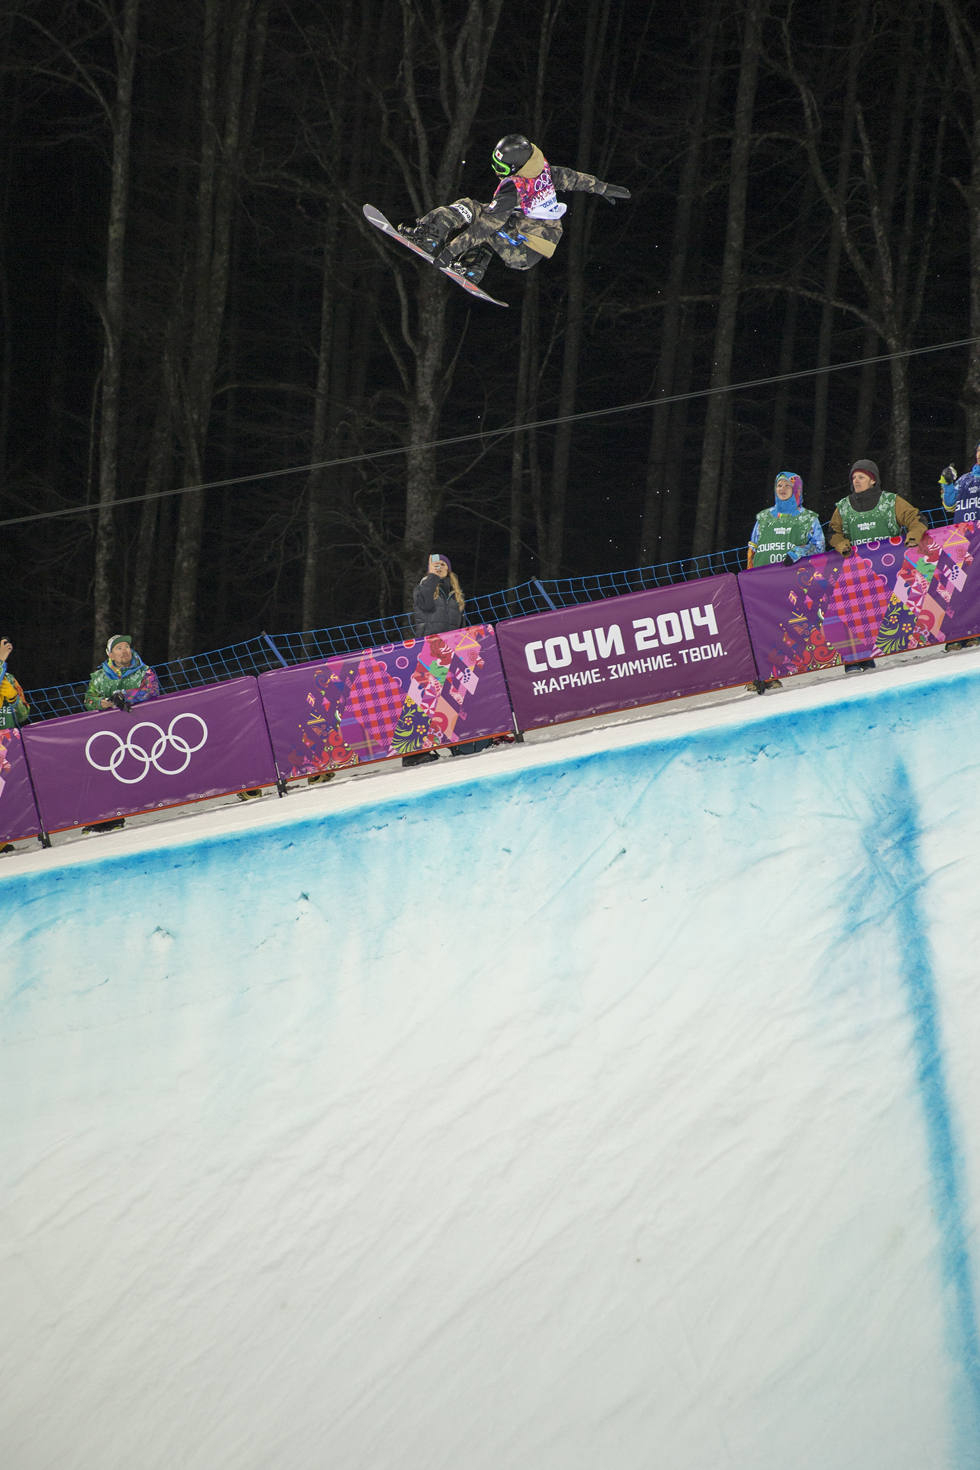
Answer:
850;459;880;486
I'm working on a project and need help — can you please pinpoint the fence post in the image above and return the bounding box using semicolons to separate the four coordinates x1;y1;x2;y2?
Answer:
261;632;289;669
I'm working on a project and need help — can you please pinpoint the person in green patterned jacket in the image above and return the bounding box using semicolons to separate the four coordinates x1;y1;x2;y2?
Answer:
81;634;161;835
828;459;927;554
83;633;161;713
746;472;825;568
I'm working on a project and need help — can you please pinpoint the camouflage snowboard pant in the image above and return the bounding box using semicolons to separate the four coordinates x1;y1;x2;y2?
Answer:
418;198;546;270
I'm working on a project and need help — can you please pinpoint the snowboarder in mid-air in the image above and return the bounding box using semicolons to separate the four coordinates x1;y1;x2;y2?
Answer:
395;134;631;288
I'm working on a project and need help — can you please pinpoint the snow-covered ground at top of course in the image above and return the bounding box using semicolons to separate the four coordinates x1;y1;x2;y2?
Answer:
2;637;978;878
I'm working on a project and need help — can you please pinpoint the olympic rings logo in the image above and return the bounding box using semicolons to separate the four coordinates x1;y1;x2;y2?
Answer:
85;714;209;784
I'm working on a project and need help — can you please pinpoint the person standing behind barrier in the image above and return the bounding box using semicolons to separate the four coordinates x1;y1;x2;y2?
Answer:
404;555;467;768
745;474;825;692
84;633;161;712
747;473;824;569
828;459;928;674
82;634;161;835
412;554;465;636
0;637;30;729
938;439;980;524
0;637;30;855
938;442;980;651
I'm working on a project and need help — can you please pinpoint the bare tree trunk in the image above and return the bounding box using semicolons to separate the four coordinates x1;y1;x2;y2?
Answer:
129;387;172;649
0;70;18;490
640;0;720;562
848;326;880;462
508;270;537;588
937;1;980;452
716;399;735;548
767;285;801;484
508;0;560;588
302;201;340;631
542;0;613;578
809;0;868;501
766;172;820;487
168;0;271;658
376;0;505;610
659;300;698;560
92;0;140;663
851;15;912;468
401;271;453;603
691;0;768;555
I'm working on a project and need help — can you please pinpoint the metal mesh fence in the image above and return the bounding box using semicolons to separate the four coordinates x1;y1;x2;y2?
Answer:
23;508;951;722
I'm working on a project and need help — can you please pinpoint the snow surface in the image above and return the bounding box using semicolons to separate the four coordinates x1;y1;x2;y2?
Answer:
3;651;980;1469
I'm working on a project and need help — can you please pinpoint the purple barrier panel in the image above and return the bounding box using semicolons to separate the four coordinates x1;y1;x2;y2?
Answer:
258;626;515;779
738;524;980;681
22;677;278;832
0;729;41;844
495;574;757;731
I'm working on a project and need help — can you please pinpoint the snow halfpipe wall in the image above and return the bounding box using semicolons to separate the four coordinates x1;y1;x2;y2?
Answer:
2;654;980;1469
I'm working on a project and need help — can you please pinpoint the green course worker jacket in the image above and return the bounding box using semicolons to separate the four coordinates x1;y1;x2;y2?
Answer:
829;490;928;553
747;507;824;567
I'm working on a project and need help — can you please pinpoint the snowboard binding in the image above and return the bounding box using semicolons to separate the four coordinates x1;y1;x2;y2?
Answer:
396;222;444;255
446;244;494;287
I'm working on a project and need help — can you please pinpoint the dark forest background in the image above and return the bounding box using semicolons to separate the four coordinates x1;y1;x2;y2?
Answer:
2;0;980;688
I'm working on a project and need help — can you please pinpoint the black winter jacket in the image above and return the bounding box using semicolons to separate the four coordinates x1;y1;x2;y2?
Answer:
412;574;463;636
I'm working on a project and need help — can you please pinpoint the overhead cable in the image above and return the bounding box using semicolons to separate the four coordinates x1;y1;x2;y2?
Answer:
2;333;977;531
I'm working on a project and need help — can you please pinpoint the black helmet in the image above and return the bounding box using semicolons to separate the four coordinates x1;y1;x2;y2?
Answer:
491;134;533;177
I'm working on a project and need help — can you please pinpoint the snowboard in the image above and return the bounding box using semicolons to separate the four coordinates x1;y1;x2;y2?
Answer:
363;204;508;307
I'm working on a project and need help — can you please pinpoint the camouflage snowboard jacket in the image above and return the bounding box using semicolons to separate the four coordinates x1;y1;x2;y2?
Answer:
448;146;613;260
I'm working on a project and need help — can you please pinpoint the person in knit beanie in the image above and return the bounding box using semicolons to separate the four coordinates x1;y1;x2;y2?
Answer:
412;555;466;638
402;555;469;769
828;461;929;675
80;634;162;835
828;459;928;554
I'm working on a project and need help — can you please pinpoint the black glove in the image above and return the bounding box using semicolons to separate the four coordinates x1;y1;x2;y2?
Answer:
601;184;631;204
939;464;958;486
109;690;129;712
784;554;794;565
434;247;456;269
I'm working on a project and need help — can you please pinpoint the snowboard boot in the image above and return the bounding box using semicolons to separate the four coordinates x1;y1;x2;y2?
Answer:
447;243;494;287
397;222;444;256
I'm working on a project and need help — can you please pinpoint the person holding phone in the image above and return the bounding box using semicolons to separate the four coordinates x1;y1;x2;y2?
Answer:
412;555;466;636
0;637;29;729
402;555;467;768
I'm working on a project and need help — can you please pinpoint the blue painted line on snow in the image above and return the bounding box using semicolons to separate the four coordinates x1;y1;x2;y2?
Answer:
874;762;980;1458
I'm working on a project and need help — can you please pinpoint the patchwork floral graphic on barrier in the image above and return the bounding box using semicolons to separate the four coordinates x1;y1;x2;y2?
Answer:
737;524;980;680
0;728;42;844
258;626;515;779
874;523;978;654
